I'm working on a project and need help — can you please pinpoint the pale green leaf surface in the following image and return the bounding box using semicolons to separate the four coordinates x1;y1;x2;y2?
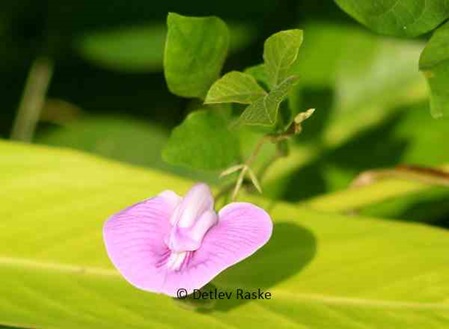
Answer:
164;13;229;98
162;110;240;170
263;30;303;87
205;71;266;104
240;76;297;126
335;0;449;37
420;21;449;117
1;141;449;328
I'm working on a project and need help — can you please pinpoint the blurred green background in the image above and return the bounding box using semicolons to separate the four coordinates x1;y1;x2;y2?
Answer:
2;0;449;225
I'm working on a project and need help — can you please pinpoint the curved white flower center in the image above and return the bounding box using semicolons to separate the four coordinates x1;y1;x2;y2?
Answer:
165;184;218;271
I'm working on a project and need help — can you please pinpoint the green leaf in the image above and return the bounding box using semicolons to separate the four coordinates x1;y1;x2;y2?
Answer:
263;29;303;87
75;22;255;73
162;110;240;170
304;165;449;213
36;116;170;168
204;71;266;104
75;25;167;72
420;21;449;118
240;76;298;126
335;0;449;37
164;13;229;98
244;64;269;86
2;141;449;328
261;23;428;200
34;115;217;183
361;186;449;225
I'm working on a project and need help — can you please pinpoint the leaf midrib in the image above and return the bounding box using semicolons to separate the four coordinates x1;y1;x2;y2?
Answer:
2;256;448;311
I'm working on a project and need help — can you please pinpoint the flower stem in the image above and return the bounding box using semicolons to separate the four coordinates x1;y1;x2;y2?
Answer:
229;134;292;201
218;109;316;202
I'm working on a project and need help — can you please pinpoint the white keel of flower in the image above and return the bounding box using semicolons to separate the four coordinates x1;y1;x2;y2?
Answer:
166;251;188;271
164;183;218;272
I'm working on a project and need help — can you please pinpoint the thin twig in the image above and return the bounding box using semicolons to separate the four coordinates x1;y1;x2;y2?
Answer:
351;165;449;188
11;57;54;142
232;166;248;201
220;109;317;201
230;136;274;201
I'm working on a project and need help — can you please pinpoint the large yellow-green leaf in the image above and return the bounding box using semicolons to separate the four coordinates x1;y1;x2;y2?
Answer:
1;141;449;328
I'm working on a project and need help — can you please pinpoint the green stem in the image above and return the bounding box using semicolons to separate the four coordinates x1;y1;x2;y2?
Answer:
230;134;293;201
11;57;54;142
218;110;314;202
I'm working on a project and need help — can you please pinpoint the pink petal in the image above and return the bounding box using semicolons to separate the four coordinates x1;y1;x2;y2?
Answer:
160;202;273;296
103;191;180;292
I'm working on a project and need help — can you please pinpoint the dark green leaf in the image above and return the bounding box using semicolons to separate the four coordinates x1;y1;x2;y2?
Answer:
335;0;449;37
162;110;240;170
164;13;229;98
204;71;266;104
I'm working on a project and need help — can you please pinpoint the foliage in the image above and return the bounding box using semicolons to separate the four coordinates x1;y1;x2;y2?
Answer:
335;0;449;37
420;21;449;117
75;23;255;73
164;13;229;98
162;109;240;170
335;0;449;117
163;15;304;171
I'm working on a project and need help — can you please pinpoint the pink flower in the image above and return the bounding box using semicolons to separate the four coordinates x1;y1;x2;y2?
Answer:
103;183;273;297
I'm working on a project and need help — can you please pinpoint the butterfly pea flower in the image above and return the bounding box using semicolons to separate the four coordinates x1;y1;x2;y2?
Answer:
103;183;273;297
